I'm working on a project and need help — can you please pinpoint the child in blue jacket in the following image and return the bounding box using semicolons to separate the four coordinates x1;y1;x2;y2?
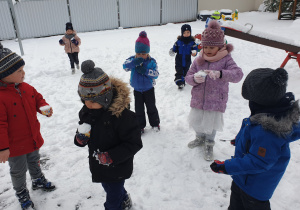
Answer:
123;31;160;133
210;68;300;210
169;24;198;89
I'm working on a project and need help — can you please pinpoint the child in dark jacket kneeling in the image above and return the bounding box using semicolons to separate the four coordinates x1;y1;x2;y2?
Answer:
210;68;300;210
74;60;143;210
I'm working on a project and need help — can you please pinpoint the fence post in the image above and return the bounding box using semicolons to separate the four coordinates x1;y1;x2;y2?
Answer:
7;0;24;55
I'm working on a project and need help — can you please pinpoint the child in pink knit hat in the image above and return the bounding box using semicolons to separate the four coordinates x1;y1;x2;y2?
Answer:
185;20;243;161
123;31;160;134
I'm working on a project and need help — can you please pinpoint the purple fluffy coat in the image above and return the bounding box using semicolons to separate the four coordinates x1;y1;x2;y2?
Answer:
185;45;243;113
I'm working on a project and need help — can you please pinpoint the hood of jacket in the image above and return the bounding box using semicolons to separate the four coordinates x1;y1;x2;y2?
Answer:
250;100;300;138
108;77;131;118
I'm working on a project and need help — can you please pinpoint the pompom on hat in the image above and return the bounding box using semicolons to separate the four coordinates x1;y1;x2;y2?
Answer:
0;45;25;80
242;68;288;106
201;20;225;48
135;31;150;53
78;60;113;109
66;22;73;31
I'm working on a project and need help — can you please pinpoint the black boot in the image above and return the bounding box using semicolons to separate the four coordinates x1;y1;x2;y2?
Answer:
16;188;34;210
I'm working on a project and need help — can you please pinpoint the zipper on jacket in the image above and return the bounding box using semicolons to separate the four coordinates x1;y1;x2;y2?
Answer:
202;62;210;108
70;40;72;53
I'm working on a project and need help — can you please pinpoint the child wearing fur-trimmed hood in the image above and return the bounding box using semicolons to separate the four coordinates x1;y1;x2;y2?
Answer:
185;20;243;161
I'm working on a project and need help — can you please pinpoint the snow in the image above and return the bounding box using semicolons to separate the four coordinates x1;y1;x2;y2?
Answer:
1;11;300;210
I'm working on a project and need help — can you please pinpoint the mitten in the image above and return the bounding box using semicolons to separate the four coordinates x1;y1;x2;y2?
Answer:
169;48;175;56
204;70;221;80
40;105;53;117
135;65;147;75
210;160;227;174
59;39;64;45
194;74;205;84
94;150;113;166
191;50;197;56
230;139;236;146
75;123;91;146
133;57;144;66
71;38;79;46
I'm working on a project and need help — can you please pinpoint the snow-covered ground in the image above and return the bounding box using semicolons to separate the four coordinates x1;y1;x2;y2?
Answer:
1;11;300;210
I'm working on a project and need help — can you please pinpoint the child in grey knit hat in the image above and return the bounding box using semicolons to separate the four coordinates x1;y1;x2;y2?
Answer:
0;45;55;209
75;60;143;210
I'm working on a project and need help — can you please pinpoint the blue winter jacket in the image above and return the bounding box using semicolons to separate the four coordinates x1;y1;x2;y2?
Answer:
172;37;198;68
123;56;159;92
225;104;300;201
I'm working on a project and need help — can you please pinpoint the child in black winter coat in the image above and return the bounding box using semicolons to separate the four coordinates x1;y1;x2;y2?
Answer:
169;24;198;89
74;60;143;210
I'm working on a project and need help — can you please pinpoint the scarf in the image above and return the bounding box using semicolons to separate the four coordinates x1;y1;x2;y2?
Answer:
249;92;295;119
65;34;75;40
200;46;228;63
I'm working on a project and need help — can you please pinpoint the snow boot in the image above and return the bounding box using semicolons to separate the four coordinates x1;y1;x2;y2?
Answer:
75;63;80;69
32;174;56;192
204;140;215;161
178;84;185;90
16;188;34;210
122;193;132;210
188;136;205;149
71;68;75;74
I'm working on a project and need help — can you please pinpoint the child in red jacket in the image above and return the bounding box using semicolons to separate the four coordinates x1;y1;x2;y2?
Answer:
0;45;55;209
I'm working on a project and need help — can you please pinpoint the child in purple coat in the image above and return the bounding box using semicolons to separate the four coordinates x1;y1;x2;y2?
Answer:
185;20;243;161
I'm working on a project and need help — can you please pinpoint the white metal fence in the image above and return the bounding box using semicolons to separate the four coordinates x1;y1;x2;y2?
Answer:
0;0;198;40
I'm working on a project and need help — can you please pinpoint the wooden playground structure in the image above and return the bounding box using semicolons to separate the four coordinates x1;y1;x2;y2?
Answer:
223;27;300;68
278;0;299;20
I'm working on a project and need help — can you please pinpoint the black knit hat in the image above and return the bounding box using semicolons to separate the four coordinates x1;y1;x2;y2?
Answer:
78;60;113;109
181;24;191;36
0;46;25;80
66;22;73;31
242;68;288;106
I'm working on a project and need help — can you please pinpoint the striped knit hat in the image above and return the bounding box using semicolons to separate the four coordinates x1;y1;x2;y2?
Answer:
78;60;113;109
0;45;25;80
135;31;150;53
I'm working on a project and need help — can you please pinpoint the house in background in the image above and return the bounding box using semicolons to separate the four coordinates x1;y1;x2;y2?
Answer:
198;0;264;12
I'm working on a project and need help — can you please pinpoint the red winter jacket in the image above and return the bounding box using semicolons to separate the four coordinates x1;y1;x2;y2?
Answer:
0;81;48;157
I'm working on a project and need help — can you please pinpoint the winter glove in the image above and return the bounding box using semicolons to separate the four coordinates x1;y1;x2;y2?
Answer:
94;150;113;166
133;57;144;67
169;48;175;56
194;73;206;84
71;38;79;46
40;106;53;117
135;65;147;75
75;123;91;146
230;139;236;146
210;160;227;174
59;39;64;45
204;70;221;80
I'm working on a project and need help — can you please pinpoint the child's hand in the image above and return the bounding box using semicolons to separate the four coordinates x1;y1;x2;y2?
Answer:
136;66;147;75
76;123;91;146
40;106;53;117
191;50;197;57
210;160;227;174
0;149;10;163
71;38;79;46
194;74;205;83
133;57;144;66
169;48;175;56
59;39;64;45
93;150;113;166
205;70;221;80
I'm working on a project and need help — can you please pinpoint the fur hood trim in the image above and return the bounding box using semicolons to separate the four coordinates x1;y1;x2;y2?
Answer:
108;77;131;117
177;35;195;41
250;100;300;138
